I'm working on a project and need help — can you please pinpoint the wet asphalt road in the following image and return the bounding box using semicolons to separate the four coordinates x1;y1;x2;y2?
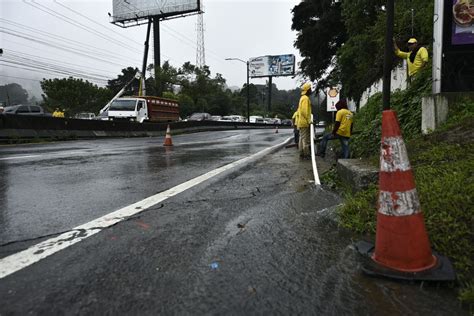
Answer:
0;129;467;315
0;129;291;245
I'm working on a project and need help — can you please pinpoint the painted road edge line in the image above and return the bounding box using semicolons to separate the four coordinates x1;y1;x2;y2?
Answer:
0;137;292;279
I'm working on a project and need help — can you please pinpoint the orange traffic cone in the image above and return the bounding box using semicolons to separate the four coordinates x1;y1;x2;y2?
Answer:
275;126;279;134
372;110;436;272
163;124;173;146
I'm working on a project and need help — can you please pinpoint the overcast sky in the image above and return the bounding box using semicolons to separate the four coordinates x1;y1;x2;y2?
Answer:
0;0;304;99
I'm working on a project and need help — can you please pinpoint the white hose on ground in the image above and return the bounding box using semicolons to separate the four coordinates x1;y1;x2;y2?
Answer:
310;114;321;185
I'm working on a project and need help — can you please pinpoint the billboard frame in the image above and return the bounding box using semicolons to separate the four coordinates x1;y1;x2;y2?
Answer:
111;0;201;28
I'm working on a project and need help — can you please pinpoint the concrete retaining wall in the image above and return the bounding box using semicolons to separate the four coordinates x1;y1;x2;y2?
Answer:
336;159;378;192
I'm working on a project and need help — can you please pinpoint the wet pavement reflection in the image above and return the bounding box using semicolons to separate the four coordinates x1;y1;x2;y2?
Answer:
0;130;292;245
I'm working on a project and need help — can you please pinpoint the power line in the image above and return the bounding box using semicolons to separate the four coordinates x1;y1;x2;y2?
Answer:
0;75;43;82
24;0;142;54
160;24;226;66
5;48;119;75
0;18;143;65
0;28;134;69
2;55;113;80
1;59;111;83
53;0;144;47
0;63;109;86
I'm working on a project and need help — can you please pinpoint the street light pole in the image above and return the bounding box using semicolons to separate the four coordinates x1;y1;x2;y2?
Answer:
246;61;250;123
225;57;250;123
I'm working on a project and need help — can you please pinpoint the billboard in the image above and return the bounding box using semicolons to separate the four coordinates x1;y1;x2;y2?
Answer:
326;87;340;112
441;0;474;92
249;54;295;78
451;0;474;45
112;0;200;26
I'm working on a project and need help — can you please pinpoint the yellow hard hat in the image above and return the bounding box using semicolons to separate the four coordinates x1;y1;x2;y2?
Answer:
301;82;312;95
407;38;417;44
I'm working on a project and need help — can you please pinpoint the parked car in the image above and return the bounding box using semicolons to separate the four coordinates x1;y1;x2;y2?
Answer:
187;112;211;121
228;115;245;122
264;118;280;124
74;112;96;120
210;115;222;121
281;119;292;126
218;116;233;122
249;115;264;123
2;104;50;116
95;111;109;121
315;121;326;136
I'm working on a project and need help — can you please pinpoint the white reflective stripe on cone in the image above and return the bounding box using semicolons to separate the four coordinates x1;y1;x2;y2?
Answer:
378;189;421;216
380;137;411;172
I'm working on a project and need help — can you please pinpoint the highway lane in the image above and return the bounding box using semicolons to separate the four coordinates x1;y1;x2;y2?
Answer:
0;129;292;245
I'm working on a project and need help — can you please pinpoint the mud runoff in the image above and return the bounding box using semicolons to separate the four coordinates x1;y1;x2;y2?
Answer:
171;150;465;315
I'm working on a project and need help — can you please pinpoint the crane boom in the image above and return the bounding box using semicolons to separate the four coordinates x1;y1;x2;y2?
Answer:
100;71;142;114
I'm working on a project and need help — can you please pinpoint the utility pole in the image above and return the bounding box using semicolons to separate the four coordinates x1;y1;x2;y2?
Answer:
153;17;161;96
382;0;395;110
267;76;273;113
246;61;250;122
140;18;152;96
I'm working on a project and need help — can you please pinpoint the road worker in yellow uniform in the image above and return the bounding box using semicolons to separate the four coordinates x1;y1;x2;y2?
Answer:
317;99;353;159
296;82;312;159
393;37;428;80
52;108;65;118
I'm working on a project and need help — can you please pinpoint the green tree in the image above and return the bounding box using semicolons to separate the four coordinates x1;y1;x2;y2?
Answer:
292;0;434;101
107;67;140;96
0;83;29;106
177;93;195;118
291;0;346;85
241;83;259;105
177;62;229;115
40;77;111;115
149;61;179;96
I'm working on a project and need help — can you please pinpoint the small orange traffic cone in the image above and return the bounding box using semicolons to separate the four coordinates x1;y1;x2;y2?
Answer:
163;124;173;146
372;110;436;272
275;126;279;134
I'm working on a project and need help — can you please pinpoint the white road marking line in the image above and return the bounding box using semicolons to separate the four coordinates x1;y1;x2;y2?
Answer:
0;155;41;161
0;137;291;279
0;150;89;161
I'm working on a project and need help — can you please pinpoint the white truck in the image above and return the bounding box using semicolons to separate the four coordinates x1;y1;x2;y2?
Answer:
107;96;179;123
100;72;179;123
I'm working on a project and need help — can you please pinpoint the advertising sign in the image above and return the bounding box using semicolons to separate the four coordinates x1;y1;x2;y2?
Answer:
441;0;474;92
112;0;200;25
326;87;340;112
451;0;474;45
249;54;295;78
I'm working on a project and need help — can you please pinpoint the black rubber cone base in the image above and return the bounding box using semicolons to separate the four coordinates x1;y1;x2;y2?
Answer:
354;240;456;282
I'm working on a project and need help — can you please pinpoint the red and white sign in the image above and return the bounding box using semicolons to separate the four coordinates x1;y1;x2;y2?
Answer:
326;87;340;112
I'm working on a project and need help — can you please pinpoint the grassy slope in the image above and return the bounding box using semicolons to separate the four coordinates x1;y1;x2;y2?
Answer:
331;67;474;305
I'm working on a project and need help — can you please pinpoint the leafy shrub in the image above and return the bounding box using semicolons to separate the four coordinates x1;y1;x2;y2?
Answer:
351;67;431;158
